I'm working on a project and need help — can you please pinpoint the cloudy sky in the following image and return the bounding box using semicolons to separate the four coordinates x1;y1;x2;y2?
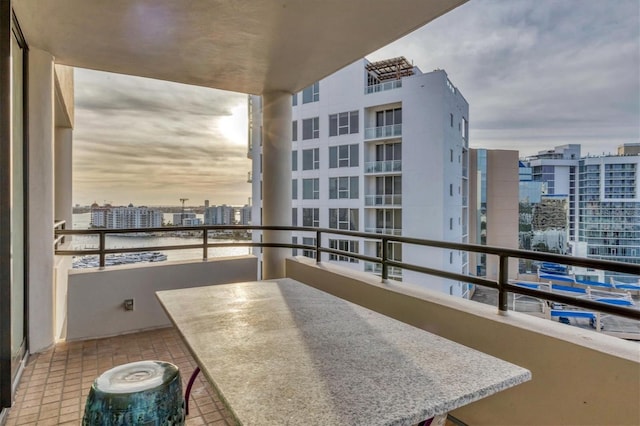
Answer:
73;0;639;207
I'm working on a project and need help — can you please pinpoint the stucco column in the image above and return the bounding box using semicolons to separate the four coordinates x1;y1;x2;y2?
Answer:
54;127;73;230
28;48;55;352
261;91;292;279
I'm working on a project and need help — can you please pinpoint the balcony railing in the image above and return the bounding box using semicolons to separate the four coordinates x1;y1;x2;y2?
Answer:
364;124;402;140
54;223;640;322
364;79;402;94
364;261;402;277
364;227;402;236
364;194;402;206
364;160;402;174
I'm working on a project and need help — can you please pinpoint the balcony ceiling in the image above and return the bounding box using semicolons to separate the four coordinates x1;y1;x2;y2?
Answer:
13;0;467;94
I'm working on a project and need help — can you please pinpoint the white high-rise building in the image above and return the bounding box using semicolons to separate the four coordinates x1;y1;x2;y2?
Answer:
577;148;640;281
238;204;252;225
90;203;163;229
249;57;469;295
205;205;235;225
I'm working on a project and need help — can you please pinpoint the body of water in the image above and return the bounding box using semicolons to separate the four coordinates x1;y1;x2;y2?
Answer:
71;213;250;263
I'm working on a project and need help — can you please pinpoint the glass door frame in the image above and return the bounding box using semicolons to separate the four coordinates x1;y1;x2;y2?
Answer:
1;0;29;410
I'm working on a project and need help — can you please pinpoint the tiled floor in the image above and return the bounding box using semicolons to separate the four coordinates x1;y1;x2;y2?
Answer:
4;327;233;425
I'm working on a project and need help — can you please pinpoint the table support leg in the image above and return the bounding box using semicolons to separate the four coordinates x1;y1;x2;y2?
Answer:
185;366;201;416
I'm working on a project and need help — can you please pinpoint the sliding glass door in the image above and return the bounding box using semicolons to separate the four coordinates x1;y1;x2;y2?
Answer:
1;1;27;410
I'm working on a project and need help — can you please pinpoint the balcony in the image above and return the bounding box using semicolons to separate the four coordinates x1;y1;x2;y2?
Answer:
364;124;402;140
365;194;402;206
364;160;402;174
364;79;402;94
364;227;402;236
6;223;638;425
364;261;403;277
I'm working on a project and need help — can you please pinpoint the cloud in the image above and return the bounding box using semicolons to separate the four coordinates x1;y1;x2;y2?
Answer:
74;1;639;206
370;0;639;156
73;69;251;206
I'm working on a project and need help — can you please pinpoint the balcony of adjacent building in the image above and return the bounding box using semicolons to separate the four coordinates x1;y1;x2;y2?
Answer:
364;106;403;141
364;159;402;174
364;194;402;207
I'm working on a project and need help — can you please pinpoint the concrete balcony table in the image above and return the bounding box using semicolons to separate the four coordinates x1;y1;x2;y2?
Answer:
157;278;531;426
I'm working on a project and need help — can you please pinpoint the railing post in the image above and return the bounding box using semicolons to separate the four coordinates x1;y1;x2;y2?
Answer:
60;221;65;247
381;237;388;282
315;230;321;263
99;231;106;269
203;228;208;261
498;254;508;314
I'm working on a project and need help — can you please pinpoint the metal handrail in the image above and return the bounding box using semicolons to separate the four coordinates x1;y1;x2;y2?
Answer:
54;224;640;321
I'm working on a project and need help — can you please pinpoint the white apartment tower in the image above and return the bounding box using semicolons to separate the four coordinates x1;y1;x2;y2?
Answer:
249;57;470;295
90;203;163;229
577;149;640;281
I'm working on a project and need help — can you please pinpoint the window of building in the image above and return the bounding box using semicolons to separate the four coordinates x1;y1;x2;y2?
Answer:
302;148;320;170
450;251;453;264
450;184;453;196
302;237;316;258
375;108;402;126
375;176;402;199
292;93;297;106
450;113;454;127
291;235;298;256
462;117;468;139
329;239;359;263
329;111;359;136
450;149;453;162
329;208;359;230
376;209;401;231
292;208;298;227
292;120;298;141
302;208;319;227
449;217;453;230
376;241;402;261
292;150;297;171
329;176;359;199
302;82;319;103
302;178;319;199
302;117;320;140
329;144;359;168
292;179;298;200
375;142;401;162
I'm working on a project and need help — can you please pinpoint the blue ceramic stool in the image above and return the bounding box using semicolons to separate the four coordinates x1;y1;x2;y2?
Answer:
82;360;184;425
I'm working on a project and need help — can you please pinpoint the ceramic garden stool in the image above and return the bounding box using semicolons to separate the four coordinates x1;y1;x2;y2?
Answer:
82;360;185;425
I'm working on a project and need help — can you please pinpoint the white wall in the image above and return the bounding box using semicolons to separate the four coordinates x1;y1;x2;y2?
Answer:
66;256;258;341
28;48;55;353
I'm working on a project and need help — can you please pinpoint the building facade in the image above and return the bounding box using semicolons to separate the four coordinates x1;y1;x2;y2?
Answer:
525;144;580;241
204;205;235;225
577;152;640;280
90;204;163;229
250;57;470;295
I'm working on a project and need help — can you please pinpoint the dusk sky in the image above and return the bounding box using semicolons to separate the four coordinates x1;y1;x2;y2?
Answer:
73;0;639;207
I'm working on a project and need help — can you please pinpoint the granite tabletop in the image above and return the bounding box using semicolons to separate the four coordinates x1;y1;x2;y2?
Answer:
156;278;531;426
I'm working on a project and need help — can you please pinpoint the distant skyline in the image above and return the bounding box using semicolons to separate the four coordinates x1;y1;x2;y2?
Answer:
73;0;639;206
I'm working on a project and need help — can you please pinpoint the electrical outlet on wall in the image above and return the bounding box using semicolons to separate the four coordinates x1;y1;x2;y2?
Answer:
123;299;134;311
